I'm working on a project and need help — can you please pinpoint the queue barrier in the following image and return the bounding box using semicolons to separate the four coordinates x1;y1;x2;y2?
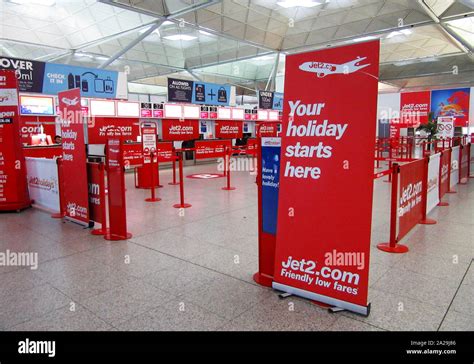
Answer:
377;143;471;254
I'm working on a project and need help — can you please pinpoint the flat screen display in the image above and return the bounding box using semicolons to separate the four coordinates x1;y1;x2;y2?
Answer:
20;96;55;116
90;100;116;116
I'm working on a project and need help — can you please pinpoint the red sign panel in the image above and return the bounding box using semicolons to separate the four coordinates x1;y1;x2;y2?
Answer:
123;143;143;167
257;123;278;137
400;91;430;127
156;142;174;162
439;150;450;200
215;120;243;139
88;117;140;144
87;162;103;224
272;41;380;315
397;159;425;240
246;138;258;155
58;88;89;225
195;139;232;159
161;119;199;141
105;136;130;240
0;70;30;211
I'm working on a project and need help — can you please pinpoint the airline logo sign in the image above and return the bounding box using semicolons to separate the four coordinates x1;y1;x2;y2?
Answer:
272;41;380;316
299;57;370;78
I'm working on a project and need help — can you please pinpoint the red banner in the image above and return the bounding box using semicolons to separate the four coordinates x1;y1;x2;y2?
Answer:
195;139;231;159
400;91;430;127
156;142;174;162
58;88;89;225
272;41;380;315
397;159;425;240
439;150;450;200
215;120;243;139
0;70;30;211
87;117;140;144
161;119;199;141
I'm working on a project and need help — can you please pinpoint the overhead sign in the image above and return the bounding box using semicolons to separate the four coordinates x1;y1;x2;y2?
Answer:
167;77;232;106
272;40;380;316
167;78;193;103
437;116;454;139
258;91;284;110
0;56;127;99
58;88;90;226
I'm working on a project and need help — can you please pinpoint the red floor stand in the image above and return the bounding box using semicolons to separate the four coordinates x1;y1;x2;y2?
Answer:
168;156;180;185
51;157;66;219
104;135;132;241
377;164;409;253
222;148;236;191
91;163;108;235
145;152;161;202
173;153;191;209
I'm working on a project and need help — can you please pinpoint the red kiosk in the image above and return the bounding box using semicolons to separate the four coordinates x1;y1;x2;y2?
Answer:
0;70;31;212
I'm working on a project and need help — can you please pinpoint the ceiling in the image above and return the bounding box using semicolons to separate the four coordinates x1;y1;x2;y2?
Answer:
1;0;473;96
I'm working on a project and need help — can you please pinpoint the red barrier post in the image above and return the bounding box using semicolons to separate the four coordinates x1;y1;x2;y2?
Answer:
145;152;161;202
222;146;236;191
51;157;65;219
384;143;392;183
173;152;191;208
91;162;108;235
438;150;450;207
168;154;179;185
377;163;409;253
420;157;437;225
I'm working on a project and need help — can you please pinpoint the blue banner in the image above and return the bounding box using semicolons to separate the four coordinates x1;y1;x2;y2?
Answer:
272;92;283;110
261;137;281;235
192;81;231;106
42;63;120;99
0;56;125;99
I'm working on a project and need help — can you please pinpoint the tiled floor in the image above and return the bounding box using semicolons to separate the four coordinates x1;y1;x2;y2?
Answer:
0;160;473;331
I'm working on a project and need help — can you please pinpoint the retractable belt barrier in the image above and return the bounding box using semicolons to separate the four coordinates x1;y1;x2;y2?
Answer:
377;143;471;254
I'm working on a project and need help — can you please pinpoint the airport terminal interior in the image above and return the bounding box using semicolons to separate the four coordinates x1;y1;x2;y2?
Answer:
0;0;473;334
